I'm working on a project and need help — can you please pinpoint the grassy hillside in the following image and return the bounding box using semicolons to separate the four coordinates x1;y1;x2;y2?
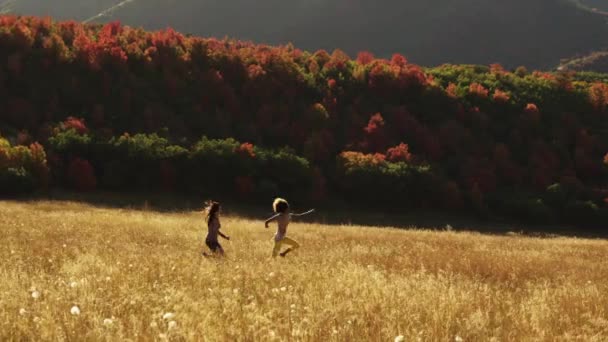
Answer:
2;200;608;340
6;0;608;68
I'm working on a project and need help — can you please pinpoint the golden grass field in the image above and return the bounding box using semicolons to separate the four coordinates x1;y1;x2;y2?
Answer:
1;200;608;341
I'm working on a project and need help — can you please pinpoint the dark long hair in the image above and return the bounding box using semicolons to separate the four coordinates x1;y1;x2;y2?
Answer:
205;200;220;225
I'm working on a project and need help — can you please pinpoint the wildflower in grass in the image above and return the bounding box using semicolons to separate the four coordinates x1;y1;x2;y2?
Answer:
395;335;405;342
280;286;287;292
69;281;78;288
70;305;81;315
33;317;41;323
19;308;27;316
455;336;464;342
162;312;175;320
103;318;113;326
31;290;40;299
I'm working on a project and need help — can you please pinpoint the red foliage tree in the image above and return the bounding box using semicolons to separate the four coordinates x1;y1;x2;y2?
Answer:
390;53;407;68
489;63;506;75
235;142;256;158
356;51;374;65
327;78;337;89
469;83;489;98
492;89;510;103
386;143;412;163
446;83;459;99
67;158;96;192
63;117;89;134
363;113;389;152
589;82;608;112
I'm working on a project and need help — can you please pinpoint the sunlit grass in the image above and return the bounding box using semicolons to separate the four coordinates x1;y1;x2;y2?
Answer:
1;200;607;341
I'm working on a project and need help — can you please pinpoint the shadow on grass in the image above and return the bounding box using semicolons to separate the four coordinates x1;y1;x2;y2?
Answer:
7;188;607;240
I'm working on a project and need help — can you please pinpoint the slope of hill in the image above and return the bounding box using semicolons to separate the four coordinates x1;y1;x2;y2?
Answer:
0;16;608;226
575;0;608;13
559;50;608;72
6;0;608;69
2;200;608;340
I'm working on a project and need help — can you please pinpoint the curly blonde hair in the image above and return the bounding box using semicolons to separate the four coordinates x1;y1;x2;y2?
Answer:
272;198;289;213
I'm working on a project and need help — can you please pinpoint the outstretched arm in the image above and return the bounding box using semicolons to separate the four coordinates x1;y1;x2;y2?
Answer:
219;230;230;240
264;213;280;228
291;209;315;217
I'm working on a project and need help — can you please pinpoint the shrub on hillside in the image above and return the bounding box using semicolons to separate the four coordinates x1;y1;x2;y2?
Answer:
488;191;556;223
48;129;92;157
545;183;568;209
254;146;313;196
255;179;280;199
110;133;188;161
563;200;601;226
335;151;437;207
517;198;556;223
109;133;187;190
188;137;251;192
0;136;49;194
0;167;36;195
188;137;312;197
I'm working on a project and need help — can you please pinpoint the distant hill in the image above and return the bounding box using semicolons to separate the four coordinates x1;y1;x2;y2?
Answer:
559;50;608;73
5;0;608;69
576;0;608;13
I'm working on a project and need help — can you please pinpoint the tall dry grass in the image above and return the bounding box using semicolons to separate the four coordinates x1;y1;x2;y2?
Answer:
1;200;607;341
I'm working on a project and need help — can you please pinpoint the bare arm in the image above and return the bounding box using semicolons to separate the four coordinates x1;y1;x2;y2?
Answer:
264;213;280;228
291;209;315;218
219;230;230;240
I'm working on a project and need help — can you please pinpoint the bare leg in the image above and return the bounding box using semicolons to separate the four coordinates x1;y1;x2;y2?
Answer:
279;237;300;257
